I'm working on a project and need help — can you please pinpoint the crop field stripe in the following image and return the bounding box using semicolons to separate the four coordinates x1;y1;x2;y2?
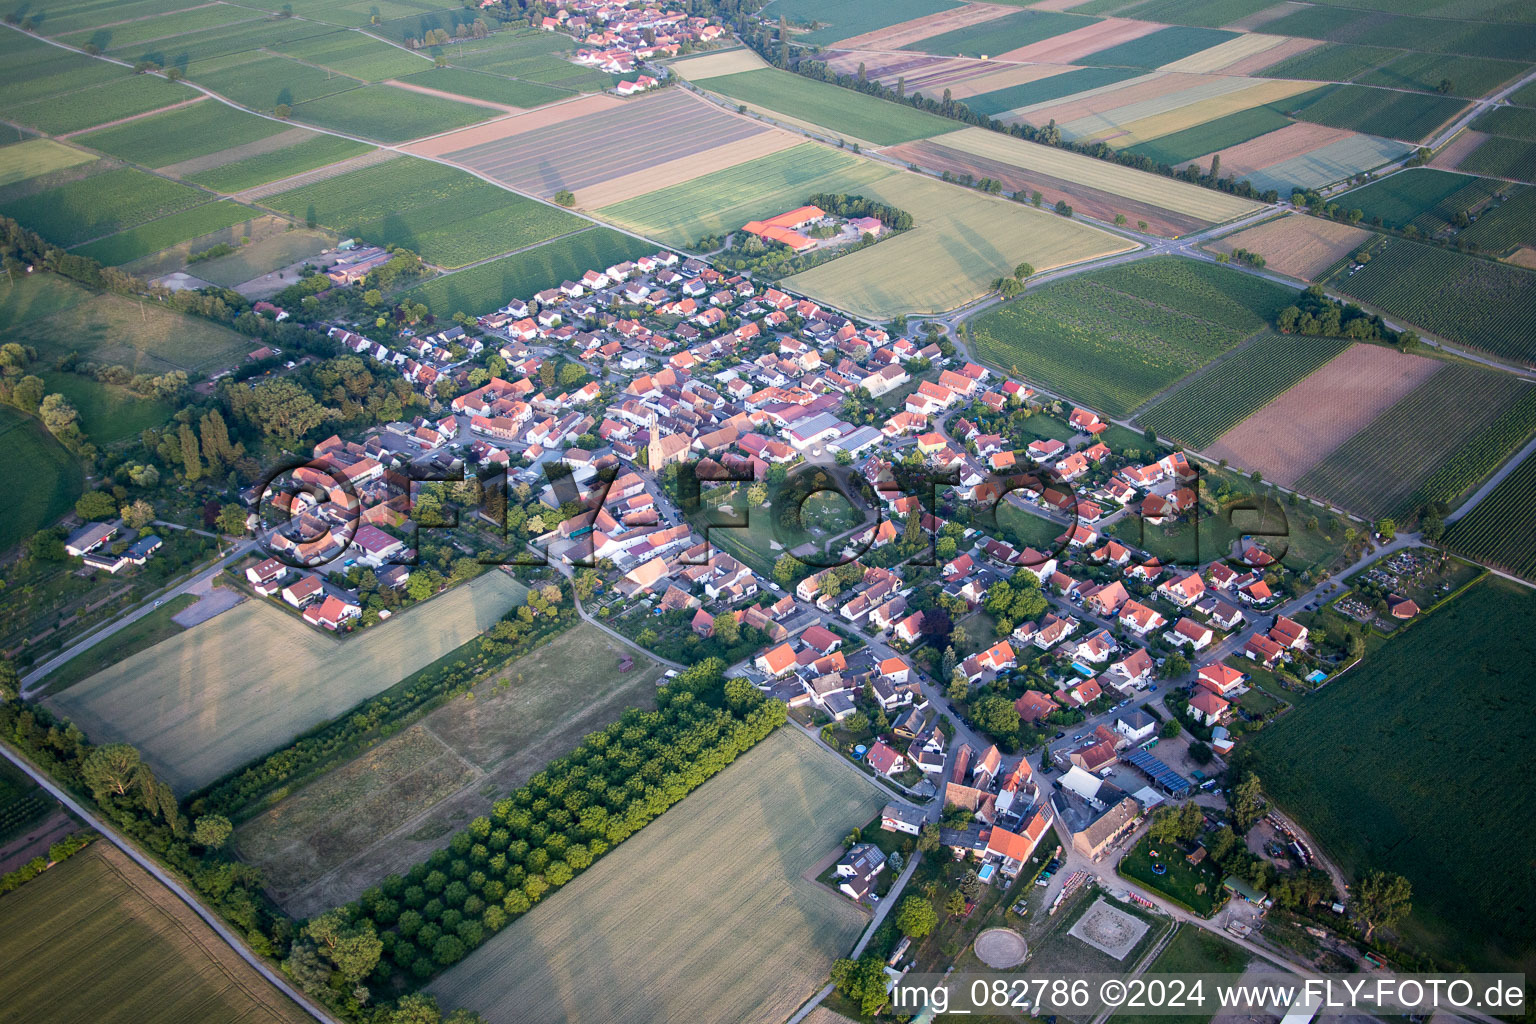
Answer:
1406;387;1536;517
1293;363;1532;518
1138;333;1350;449
927;126;1262;222
1290;84;1471;144
1334;167;1480;229
1472;105;1536;142
0;166;209;248
0;139;96;187
1325;237;1536;364
1445;454;1536;580
1457;135;1536;184
694;68;958;147
74;100;291;168
969;257;1293;416
896;9;1100;58
1121;101;1292;166
1072;26;1240;69
965;67;1144;119
184;134;376;193
287;83;497;143
0;404;84;553
759;0;966;47
0;844;313;1024
1457;186;1536;255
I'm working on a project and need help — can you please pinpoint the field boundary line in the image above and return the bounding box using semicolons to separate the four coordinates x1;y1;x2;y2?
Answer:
0;740;340;1024
57;95;209;138
57;0;223;33
384;77;521;113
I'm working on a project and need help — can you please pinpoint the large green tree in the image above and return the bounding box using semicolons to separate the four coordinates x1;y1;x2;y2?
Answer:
895;895;938;938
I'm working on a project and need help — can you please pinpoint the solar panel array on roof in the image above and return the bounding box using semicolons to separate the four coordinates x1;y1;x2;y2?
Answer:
1123;748;1192;796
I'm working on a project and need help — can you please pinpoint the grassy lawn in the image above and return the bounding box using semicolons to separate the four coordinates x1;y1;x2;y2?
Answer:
0;405;83;553
37;594;195;696
995;501;1067;551
1118;833;1223;916
1248;576;1536;974
1;279;254;374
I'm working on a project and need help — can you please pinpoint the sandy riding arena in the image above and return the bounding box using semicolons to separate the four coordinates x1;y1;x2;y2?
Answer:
974;927;1030;968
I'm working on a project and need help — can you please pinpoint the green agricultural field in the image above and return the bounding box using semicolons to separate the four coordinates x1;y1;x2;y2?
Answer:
1473;104;1536;141
236;620;668;916
109;15;332;67
1327;237;1536;364
21;0;208;37
396;67;572;109
50;572;529;793
1257;42;1402;83
0;844;313;1024
75;98;288;167
1458;134;1536;184
696;68;956;147
900;10;1096;58
0;405;83;553
71;200;264;265
188;54;363;112
1114;0;1277;28
597;143;894;248
273;28;429;81
0;277;254;373
185;134;375;193
406;228;655;316
429;727;884;1024
1125;105;1292;168
1295;363;1533;518
1459;186;1536;255
39;371;174;445
1248;576;1536;973
970;257;1292;416
965;68;1144;119
0;138;94;187
288;82;495;142
265;156;584;268
1404;388;1536;514
1139;333;1349;449
1336;168;1487;231
1444;453;1536;581
7;73;198;134
1355;52;1528;98
1073;26;1238;68
0;166;207;248
1291;84;1469;142
61;3;257;51
761;0;963;45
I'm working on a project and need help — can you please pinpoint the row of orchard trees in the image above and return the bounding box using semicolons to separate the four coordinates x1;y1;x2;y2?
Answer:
336;662;786;984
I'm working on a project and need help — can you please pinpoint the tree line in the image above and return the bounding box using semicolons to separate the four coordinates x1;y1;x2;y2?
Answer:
335;660;786;989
